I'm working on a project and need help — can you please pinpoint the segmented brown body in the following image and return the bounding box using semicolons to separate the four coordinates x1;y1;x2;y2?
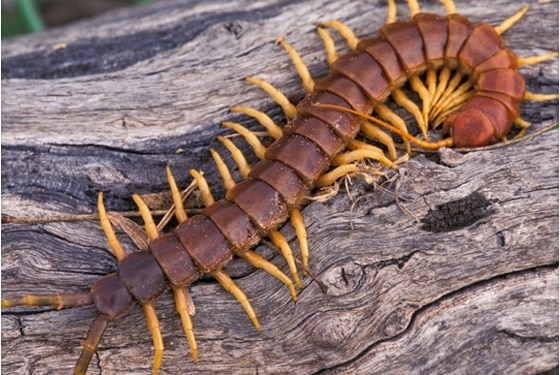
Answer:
4;1;553;374
94;0;526;348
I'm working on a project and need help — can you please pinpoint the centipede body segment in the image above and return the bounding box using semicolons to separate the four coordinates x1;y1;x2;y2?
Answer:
2;0;558;374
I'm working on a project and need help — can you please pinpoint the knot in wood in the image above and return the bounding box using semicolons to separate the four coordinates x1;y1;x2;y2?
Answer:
310;312;358;349
320;260;364;296
382;306;412;337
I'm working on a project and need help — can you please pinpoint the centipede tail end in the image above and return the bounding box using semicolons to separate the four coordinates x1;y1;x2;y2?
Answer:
75;315;110;375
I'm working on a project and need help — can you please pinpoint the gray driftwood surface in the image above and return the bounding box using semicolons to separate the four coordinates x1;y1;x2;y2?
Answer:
2;0;558;374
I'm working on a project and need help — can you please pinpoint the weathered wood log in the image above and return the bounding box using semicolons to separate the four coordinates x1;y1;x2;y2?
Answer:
2;1;558;374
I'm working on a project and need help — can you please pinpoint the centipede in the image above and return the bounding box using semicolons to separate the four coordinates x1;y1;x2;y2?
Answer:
2;0;558;374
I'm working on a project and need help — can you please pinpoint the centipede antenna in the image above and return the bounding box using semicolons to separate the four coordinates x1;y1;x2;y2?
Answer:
98;192;127;261
212;270;262;331
75;315;109;375
374;103;411;154
245;77;297;120
276;36;315;93
494;6;530;35
316;103;454;150
222;121;267;160
166;165;188;223
357;120;398;160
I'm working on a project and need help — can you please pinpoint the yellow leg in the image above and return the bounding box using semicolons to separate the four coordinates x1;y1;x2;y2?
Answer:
213;269;261;331
409;75;432;138
240;250;297;301
230;106;283;139
426;69;437;102
430;79;474;121
165;167;202;363
406;0;421;18
430;69;463;117
317;20;359;50
98;192;126;261
512;117;532;139
289;209;309;270
222;121;267;160
132;194;159;242
359;120;398;161
335;139;397;169
190;169;215;207
276;36;315;93
432;102;464;128
314;103;454;151
245;77;297;121
430;67;452;109
268;230;303;288
494;5;529;35
524;91;559;102
143;302;164;375
173;287;198;363
317;26;338;66
374;103;411;154
392;88;427;139
166;165;188;223
210;147;299;300
210;148;237;191
316;164;361;188
386;0;397;23
518;52;559;67
217;135;251;179
439;0;456;15
514;117;531;129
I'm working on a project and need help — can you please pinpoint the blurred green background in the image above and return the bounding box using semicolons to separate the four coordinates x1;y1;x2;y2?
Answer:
2;0;151;38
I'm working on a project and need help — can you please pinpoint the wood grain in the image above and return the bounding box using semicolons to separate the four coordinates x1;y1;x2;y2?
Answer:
2;0;558;374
